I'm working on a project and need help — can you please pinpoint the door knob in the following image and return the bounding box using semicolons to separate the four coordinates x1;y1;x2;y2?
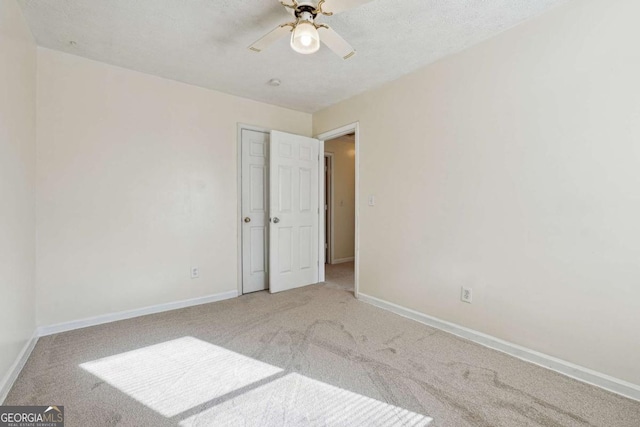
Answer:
273;217;280;224
244;217;251;223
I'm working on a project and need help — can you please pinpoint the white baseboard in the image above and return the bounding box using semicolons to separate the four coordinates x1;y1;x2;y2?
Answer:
0;330;38;404
38;290;239;337
331;257;354;264
358;292;640;402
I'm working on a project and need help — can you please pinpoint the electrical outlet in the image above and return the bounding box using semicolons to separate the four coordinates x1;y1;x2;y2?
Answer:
461;287;472;303
191;267;199;279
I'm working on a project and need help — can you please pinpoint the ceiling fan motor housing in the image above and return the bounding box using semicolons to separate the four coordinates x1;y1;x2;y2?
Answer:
295;5;318;20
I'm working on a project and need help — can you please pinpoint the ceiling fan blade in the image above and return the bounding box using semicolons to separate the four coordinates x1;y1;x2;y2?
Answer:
248;24;293;53
318;26;356;60
318;0;374;15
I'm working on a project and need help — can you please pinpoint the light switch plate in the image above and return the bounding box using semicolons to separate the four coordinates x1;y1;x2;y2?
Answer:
461;287;472;303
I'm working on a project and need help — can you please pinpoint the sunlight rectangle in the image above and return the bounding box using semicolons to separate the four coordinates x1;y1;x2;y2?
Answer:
179;372;433;426
80;337;282;417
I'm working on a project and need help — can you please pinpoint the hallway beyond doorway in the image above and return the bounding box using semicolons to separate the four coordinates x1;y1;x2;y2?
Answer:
324;261;354;292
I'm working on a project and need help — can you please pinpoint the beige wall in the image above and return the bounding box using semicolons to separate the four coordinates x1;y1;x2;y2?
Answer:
325;136;355;262
36;48;312;326
314;0;640;385
0;0;36;392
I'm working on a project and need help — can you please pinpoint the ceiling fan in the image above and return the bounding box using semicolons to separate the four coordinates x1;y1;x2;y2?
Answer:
249;0;373;60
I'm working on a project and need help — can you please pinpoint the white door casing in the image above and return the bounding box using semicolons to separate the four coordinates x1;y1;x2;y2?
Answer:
241;129;269;293
269;130;320;293
324;153;333;264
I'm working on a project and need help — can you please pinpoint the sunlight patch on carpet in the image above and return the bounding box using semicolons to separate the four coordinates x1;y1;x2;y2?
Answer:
80;336;282;417
80;336;432;425
180;372;432;426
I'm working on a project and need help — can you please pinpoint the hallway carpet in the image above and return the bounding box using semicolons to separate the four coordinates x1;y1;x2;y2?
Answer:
6;278;640;426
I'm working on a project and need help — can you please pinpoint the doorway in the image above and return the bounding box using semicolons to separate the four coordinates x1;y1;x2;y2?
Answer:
317;123;360;297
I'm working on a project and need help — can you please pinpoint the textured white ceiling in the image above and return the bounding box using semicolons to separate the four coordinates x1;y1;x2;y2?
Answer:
18;0;567;113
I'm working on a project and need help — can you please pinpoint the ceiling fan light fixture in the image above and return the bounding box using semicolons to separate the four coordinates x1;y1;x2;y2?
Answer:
248;0;362;60
290;20;320;54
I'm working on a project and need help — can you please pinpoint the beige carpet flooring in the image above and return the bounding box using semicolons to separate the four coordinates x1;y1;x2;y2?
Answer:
6;264;640;426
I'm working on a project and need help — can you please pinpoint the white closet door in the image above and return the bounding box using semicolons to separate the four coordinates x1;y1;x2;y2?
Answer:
241;129;269;293
269;130;320;293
